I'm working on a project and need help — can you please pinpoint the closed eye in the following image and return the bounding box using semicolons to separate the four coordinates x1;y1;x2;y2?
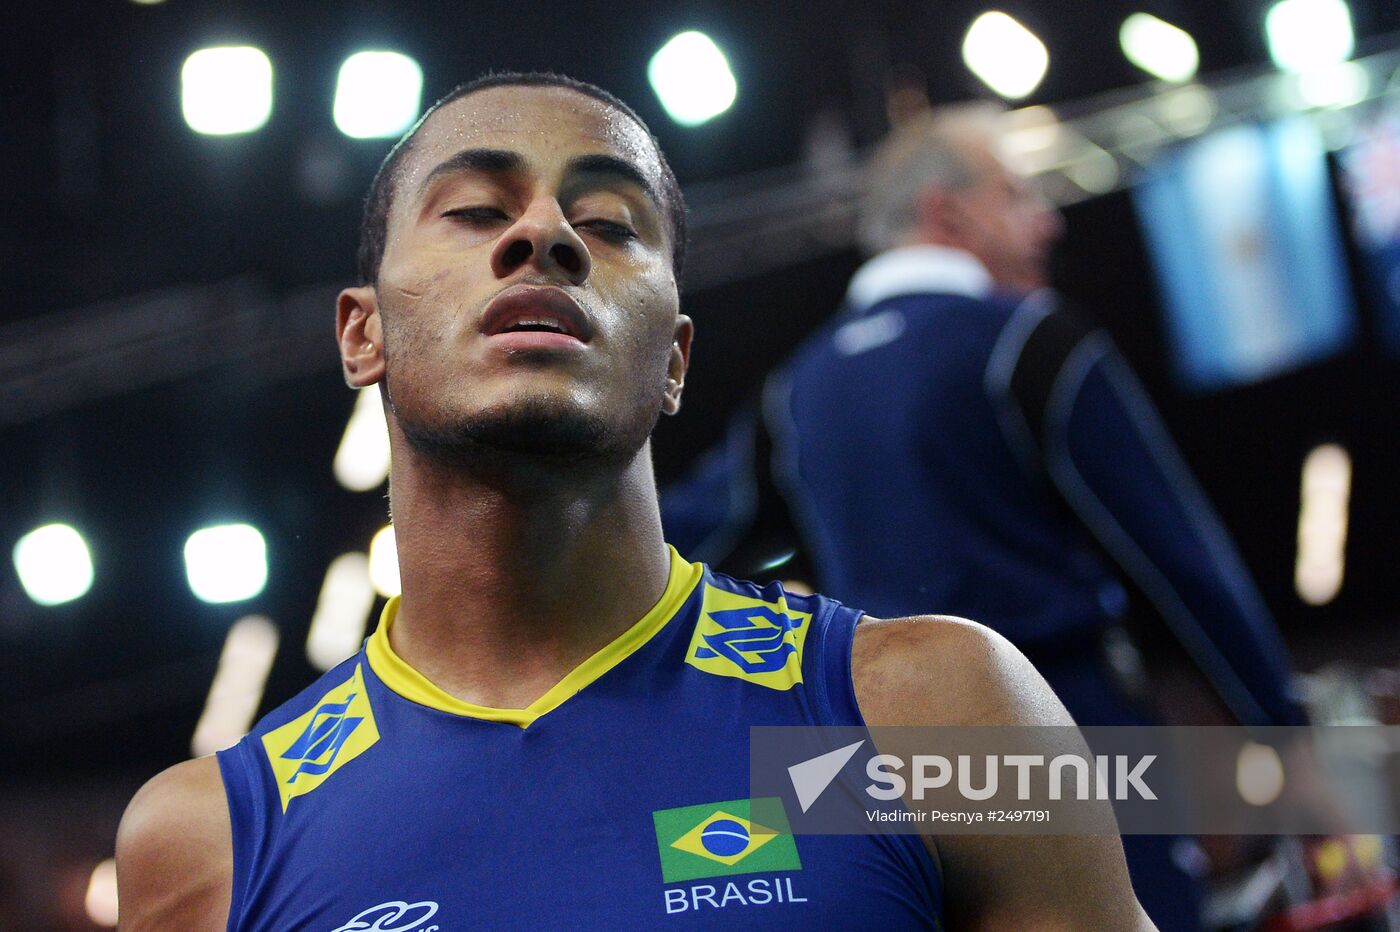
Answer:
576;219;637;240
442;207;509;223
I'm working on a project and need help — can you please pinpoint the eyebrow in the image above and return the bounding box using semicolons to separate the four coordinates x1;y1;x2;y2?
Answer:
563;153;660;208
416;147;660;209
417;148;525;195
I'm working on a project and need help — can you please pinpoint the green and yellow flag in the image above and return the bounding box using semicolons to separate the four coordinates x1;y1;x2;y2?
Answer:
652;797;801;884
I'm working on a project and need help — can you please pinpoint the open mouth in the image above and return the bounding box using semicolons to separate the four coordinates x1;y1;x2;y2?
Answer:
497;317;576;337
480;286;594;343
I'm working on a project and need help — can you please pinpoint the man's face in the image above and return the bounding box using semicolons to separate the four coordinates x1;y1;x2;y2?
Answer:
946;137;1063;291
344;85;690;466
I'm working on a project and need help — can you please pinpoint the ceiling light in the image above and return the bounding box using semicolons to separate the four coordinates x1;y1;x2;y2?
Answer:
13;523;93;606
962;12;1049;100
181;46;273;135
368;525;401;598
648;31;738;126
184;523;268;603
333;51;423;139
1265;0;1354;73
1120;13;1200;83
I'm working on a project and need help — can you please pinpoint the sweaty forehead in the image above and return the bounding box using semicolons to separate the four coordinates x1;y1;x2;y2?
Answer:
397;85;664;197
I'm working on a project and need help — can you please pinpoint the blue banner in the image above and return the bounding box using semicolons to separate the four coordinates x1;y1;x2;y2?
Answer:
1339;108;1400;353
1133;118;1356;390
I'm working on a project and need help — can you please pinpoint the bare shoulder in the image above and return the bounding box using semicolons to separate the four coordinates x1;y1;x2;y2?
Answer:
851;614;1072;727
851;616;1156;929
116;756;232;931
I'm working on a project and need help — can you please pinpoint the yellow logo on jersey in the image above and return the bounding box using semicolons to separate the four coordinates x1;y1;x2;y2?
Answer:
684;586;812;691
262;663;380;812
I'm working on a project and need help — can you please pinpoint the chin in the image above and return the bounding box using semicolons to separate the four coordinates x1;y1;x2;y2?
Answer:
397;394;649;468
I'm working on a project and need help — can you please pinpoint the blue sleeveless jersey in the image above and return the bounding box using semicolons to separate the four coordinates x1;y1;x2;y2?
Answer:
217;547;943;930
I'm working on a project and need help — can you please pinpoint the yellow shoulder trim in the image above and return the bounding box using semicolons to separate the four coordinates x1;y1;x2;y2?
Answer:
366;546;703;728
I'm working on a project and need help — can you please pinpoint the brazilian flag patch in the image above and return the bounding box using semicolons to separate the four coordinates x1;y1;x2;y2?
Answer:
652;797;802;883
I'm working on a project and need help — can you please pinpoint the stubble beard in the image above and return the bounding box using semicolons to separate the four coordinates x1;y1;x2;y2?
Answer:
387;383;659;473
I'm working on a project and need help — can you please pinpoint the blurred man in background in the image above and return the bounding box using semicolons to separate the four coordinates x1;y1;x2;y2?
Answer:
663;104;1311;929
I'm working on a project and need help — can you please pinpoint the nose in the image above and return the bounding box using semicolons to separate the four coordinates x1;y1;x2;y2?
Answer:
489;197;592;285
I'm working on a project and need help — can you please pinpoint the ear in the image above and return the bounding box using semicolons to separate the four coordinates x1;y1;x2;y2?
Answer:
661;314;694;416
336;286;385;388
914;184;965;243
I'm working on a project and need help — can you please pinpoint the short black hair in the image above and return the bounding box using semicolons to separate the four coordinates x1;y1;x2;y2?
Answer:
356;71;687;286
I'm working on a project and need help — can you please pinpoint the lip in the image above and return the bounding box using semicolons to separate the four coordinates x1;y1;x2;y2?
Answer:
479;285;594;345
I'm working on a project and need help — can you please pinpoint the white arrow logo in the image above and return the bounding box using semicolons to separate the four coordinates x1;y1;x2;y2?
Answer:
788;739;865;813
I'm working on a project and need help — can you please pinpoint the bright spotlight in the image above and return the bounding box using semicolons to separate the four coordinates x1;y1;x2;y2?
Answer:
368;526;401;597
1156;84;1217;137
1265;0;1354;73
306;553;376;670
1236;741;1286;806
1120;13;1200;83
962;12;1049;100
1002;106;1062;174
13;523;94;606
184;523;268;603
1296;61;1369;108
84;859;119;927
181;46;273;135
1065;146;1121;195
191;615;280;756
334;384;391;491
648;31;738;126
333;51;423;139
1295;444;1351;605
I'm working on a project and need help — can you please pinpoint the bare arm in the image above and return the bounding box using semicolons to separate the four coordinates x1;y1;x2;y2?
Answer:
852;614;1156;931
115;756;232;931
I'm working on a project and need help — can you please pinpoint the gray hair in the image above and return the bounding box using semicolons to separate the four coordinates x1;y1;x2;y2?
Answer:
858;103;1007;255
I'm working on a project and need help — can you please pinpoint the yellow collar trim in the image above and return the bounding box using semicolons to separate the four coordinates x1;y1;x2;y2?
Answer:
365;546;702;728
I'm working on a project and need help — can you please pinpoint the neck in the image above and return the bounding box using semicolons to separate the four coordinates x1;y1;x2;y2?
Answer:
383;429;673;710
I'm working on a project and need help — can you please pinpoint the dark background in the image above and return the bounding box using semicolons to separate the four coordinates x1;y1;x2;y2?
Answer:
2;1;1399;924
